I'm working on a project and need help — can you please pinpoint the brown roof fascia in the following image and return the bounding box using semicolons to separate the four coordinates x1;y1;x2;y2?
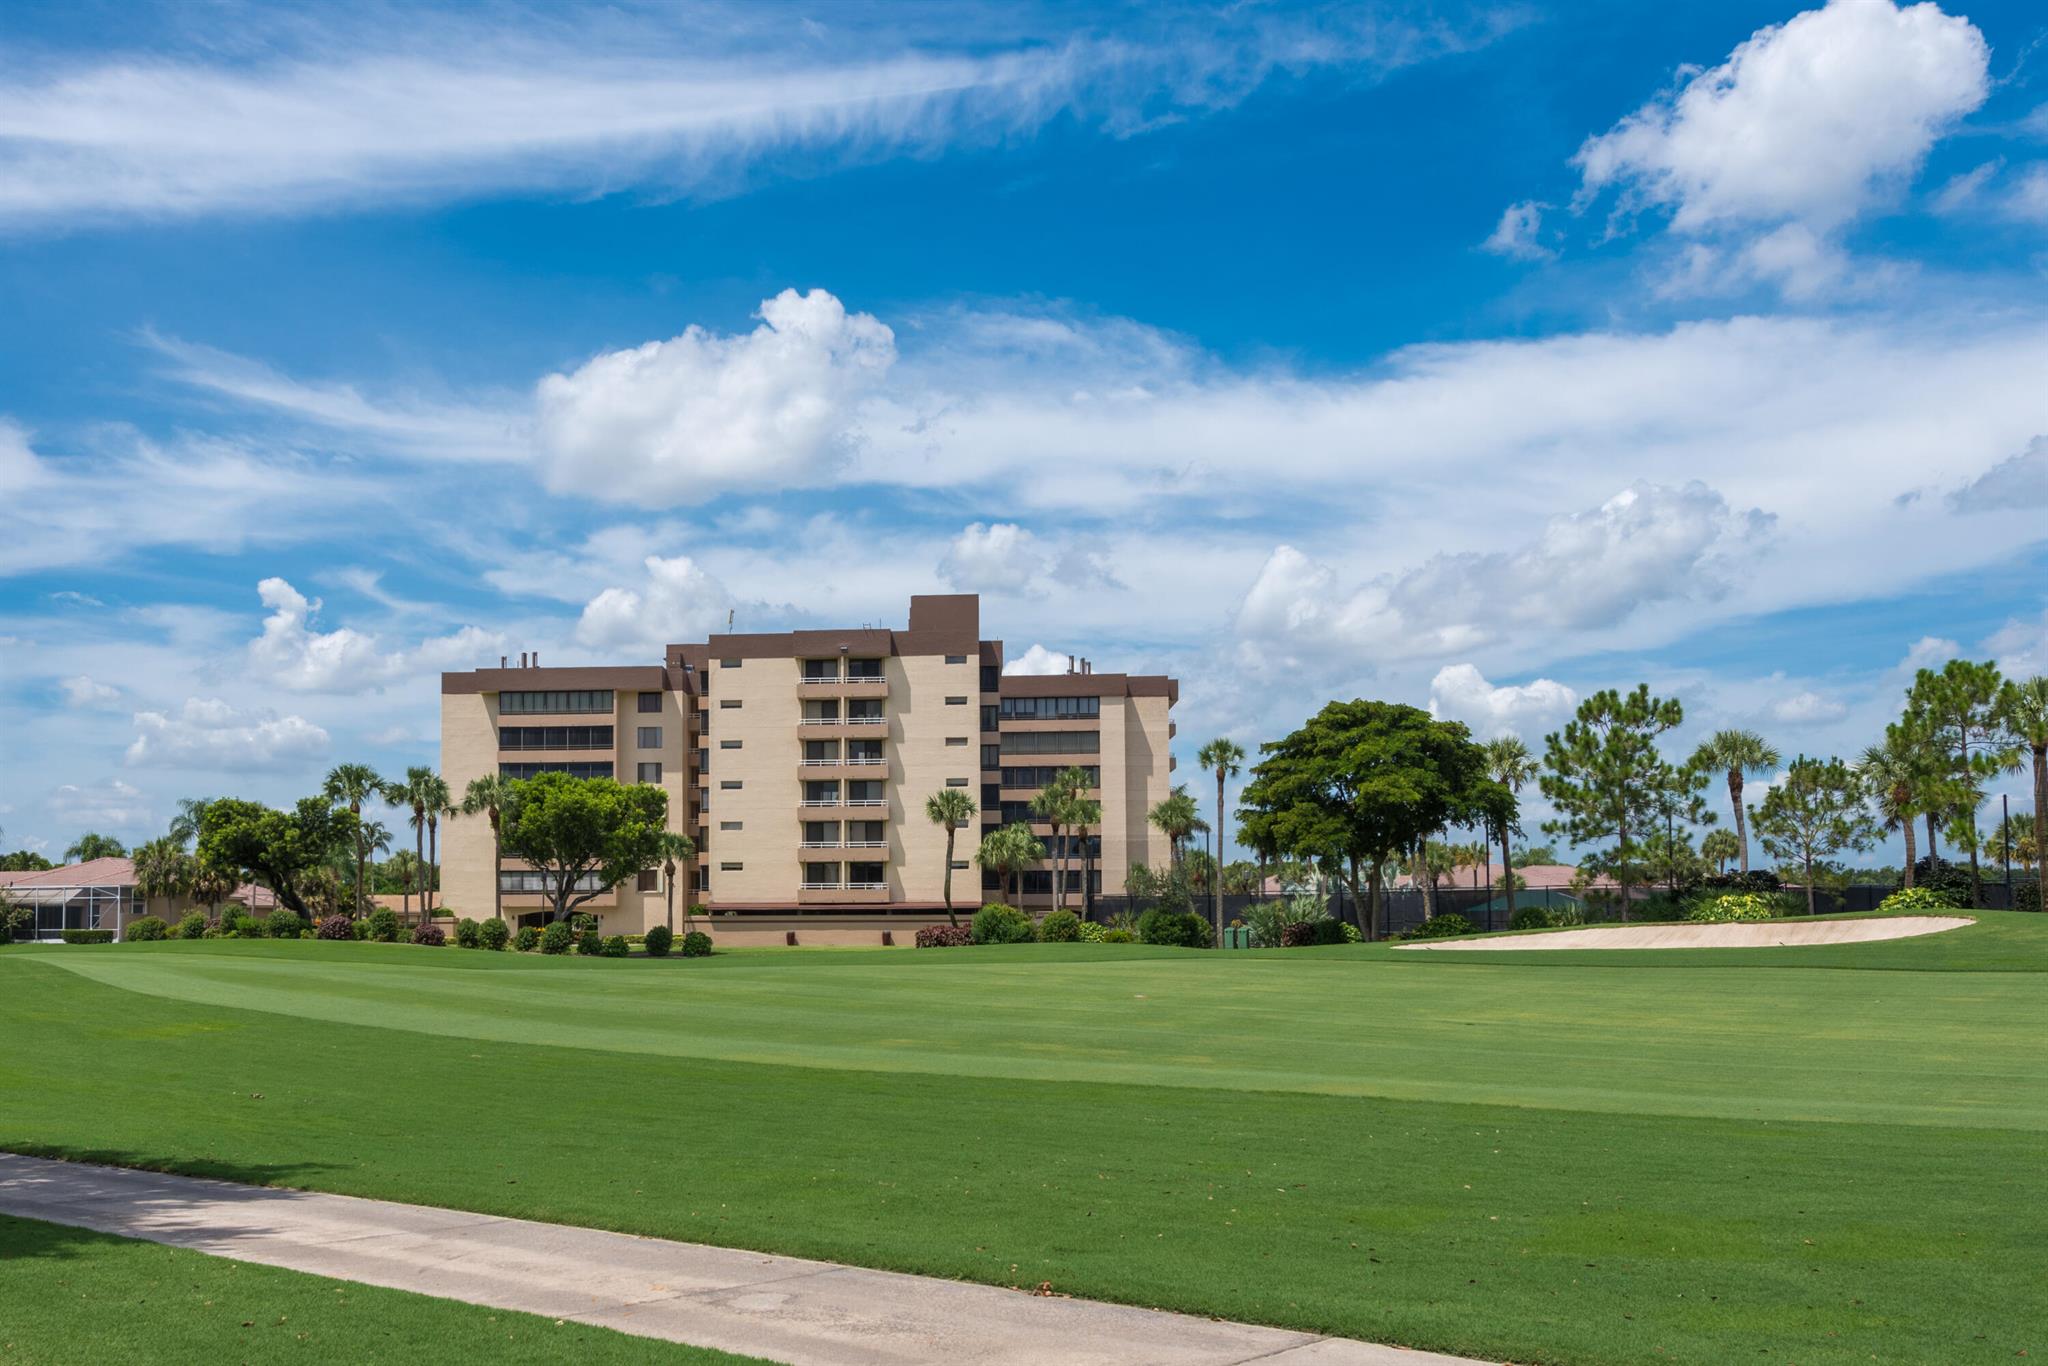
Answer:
999;673;1178;705
442;666;673;695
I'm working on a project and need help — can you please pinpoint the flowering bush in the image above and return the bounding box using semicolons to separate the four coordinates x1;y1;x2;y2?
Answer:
1878;885;1961;914
413;922;447;946
316;914;354;941
1686;893;1777;923
916;924;973;948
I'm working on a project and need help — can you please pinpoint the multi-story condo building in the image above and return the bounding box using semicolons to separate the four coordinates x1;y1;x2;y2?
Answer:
440;594;1177;932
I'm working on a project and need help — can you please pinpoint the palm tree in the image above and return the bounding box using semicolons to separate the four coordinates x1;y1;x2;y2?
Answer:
1062;791;1102;918
1195;738;1246;947
975;823;1043;906
1999;676;2048;896
167;798;212;850
1690;730;1781;877
924;789;978;926
1701;828;1741;874
63;832;126;863
655;831;697;934
1858;738;1921;888
388;848;421;921
322;764;384;917
424;774;454;920
460;773;514;927
383;767;441;927
1148;786;1201;865
1028;781;1071;912
1481;736;1537;924
189;856;238;923
131;836;193;921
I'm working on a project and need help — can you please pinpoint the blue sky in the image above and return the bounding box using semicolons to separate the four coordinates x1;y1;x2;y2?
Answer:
4;0;2048;859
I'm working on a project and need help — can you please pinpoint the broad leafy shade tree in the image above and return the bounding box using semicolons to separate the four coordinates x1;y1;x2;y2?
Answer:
1750;756;1882;917
1539;685;1709;921
197;797;356;919
1903;660;2019;908
1689;729;1781;877
1237;700;1508;940
497;772;668;923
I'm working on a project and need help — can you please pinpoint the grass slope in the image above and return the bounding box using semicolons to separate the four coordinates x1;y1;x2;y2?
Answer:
3;918;2044;1365
0;1213;764;1364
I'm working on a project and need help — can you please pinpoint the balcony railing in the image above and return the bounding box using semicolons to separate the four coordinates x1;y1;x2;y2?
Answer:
800;714;886;726
800;880;843;890
844;839;887;848
800;840;842;848
844;880;886;891
800;758;844;766
800;797;843;807
845;797;887;807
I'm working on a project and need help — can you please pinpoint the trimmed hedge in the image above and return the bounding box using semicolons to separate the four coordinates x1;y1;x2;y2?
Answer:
680;930;712;958
265;909;306;940
540;922;572;955
577;929;604;956
915;924;972;948
455;918;481;948
643;924;673;957
514;925;541;952
1137;906;1210;948
1508;905;1551;931
367;909;400;943
1404;913;1478;940
61;929;114;944
971;903;1035;945
479;917;510;951
176;910;209;940
124;915;169;942
1038;909;1082;943
601;934;629;958
1101;927;1135;943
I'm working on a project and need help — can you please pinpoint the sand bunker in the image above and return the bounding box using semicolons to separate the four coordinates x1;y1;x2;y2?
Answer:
1401;915;1972;952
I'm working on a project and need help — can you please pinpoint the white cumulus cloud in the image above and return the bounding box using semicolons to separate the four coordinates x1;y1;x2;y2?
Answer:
126;698;330;770
1482;200;1552;259
1771;690;1849;724
60;676;121;708
575;555;737;656
536;289;895;503
1004;644;1074;676
1428;664;1579;738
1951;435;2048;512
247;577;503;692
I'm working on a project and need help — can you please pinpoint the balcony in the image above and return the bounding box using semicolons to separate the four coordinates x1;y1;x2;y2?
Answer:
843;839;887;849
844;796;888;808
799;797;843;808
798;883;890;906
798;675;889;700
800;839;843;849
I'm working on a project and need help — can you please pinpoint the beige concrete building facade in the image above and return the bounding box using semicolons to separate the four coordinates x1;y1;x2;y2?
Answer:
440;595;1177;933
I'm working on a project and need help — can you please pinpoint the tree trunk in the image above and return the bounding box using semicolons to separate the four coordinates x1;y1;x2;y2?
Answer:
490;813;502;926
1364;857;1382;942
1804;851;1816;917
1729;770;1748;876
1212;770;1224;948
666;869;676;934
1498;823;1516;924
943;825;957;927
1900;806;1916;888
1616;816;1631;923
1924;811;1939;869
427;818;439;919
2035;745;2047;900
413;818;425;927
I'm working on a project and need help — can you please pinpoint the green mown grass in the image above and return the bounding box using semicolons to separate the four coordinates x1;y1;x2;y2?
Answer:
2;916;2044;1365
0;1213;764;1364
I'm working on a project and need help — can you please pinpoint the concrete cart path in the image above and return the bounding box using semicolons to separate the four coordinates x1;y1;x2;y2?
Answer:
0;1154;1491;1366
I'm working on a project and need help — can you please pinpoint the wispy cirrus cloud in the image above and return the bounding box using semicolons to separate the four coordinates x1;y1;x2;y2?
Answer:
0;6;1508;228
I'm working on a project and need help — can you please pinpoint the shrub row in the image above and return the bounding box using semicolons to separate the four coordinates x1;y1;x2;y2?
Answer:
60;929;114;944
1686;893;1778;923
1878;885;1962;913
916;924;972;948
125;915;169;941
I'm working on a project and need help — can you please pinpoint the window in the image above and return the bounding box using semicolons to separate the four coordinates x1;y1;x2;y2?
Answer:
946;776;969;787
637;692;662;714
719;820;742;831
999;695;1099;720
846;658;884;679
720;779;743;790
637;762;662;783
980;665;1001;692
698;748;709;770
981;704;999;732
498;725;613;751
946;654;968;665
499;761;613;780
637;726;663;749
951;860;970;870
847;821;885;845
637;869;660;891
983;785;1001;808
999;731;1100;755
720;658;741;668
981;744;1001;770
801;659;839;681
847;699;884;721
945;696;968;706
804;781;841;804
1001;765;1100;789
848;739;884;764
847;861;885;886
720;739;742;749
720;698;742;708
720;861;744;872
847;780;885;804
805;740;839;764
500;689;613;715
499;870;602;893
803;862;838;887
944;736;968;747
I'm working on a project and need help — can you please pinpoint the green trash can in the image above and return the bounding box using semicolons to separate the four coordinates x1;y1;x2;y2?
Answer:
1222;925;1251;949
